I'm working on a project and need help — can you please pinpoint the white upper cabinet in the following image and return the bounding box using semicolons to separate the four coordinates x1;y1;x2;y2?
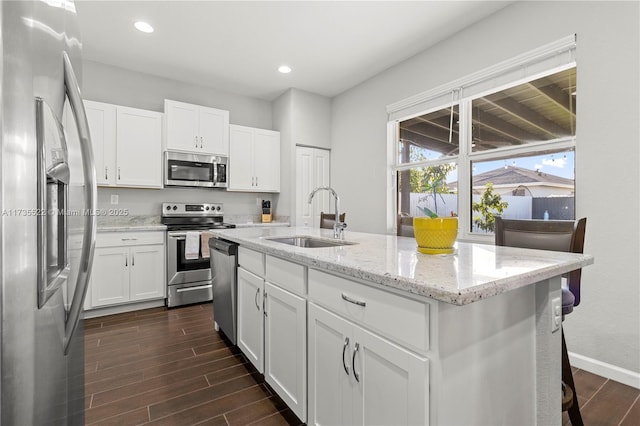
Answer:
77;101;162;189
116;107;162;187
84;100;116;185
229;124;280;192
164;99;229;156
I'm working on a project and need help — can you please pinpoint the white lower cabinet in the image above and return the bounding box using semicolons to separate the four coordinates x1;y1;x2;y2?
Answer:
264;282;307;421
308;303;429;426
88;232;165;310
129;245;165;301
237;267;264;373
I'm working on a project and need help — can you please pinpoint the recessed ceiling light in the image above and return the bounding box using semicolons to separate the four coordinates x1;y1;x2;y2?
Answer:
278;65;292;74
134;21;154;33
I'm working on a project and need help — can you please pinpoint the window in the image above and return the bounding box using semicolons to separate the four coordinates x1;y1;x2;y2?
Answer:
388;36;577;239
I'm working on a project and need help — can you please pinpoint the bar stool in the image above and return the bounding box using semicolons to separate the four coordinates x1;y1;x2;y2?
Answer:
320;212;346;229
495;217;587;425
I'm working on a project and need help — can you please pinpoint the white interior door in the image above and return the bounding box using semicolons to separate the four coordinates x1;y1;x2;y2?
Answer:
296;146;330;227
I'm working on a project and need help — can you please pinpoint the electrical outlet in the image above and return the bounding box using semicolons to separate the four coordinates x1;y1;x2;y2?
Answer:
256;197;261;206
551;297;562;333
110;194;119;205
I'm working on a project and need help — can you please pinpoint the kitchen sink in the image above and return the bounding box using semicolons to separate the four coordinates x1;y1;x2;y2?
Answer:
266;236;357;248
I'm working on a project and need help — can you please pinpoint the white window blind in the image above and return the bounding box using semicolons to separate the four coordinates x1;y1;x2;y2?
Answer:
387;34;577;122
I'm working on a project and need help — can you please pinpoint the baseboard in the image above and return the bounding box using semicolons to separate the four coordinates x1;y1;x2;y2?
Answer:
569;351;640;389
84;299;166;319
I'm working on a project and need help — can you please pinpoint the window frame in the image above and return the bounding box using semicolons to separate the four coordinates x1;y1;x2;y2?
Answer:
387;36;577;241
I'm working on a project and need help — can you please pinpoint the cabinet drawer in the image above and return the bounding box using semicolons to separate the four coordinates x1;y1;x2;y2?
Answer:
238;247;265;277
96;231;165;248
266;255;306;296
308;269;429;352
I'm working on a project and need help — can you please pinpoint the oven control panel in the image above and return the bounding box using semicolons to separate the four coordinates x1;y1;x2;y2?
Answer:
162;202;223;216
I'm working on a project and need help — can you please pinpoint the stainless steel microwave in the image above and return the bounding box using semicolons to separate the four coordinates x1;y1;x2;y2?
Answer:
164;151;228;188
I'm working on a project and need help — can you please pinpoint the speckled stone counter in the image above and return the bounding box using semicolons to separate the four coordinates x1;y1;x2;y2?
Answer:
233;222;290;228
96;215;166;232
210;226;593;306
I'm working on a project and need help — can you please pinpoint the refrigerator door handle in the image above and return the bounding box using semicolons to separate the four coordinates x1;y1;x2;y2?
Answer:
62;51;97;354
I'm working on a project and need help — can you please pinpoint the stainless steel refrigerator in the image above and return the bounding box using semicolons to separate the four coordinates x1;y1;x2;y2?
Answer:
1;1;96;424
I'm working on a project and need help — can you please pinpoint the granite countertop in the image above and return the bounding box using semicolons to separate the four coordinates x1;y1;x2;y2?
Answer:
233;222;290;228
97;215;166;232
210;226;594;306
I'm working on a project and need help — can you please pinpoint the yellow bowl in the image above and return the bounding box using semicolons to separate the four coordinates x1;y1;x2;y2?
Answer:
413;217;458;253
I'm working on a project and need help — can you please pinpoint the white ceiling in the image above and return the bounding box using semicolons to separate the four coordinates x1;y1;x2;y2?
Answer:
76;1;511;101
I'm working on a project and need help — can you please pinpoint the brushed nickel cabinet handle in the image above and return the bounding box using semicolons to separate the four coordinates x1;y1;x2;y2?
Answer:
118;167;121;180
352;342;360;383
125;254;128;267
342;337;350;376
254;287;260;311
105;166;108;180
195;136;198;148
200;136;203;149
263;291;268;317
342;293;366;307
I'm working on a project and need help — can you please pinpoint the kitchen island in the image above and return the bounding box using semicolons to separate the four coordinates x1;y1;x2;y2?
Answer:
211;226;593;425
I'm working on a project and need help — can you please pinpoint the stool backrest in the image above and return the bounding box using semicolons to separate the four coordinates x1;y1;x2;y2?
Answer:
494;217;587;306
320;212;346;229
397;215;415;237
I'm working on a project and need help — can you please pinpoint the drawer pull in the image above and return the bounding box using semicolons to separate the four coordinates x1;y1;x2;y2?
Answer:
177;284;212;293
342;293;366;307
342;337;350;376
352;342;360;383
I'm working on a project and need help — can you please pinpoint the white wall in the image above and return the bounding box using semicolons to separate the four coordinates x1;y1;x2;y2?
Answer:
272;88;332;223
82;60;278;220
331;1;640;377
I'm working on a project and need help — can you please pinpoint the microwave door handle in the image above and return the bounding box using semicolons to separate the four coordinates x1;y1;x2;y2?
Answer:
62;51;97;354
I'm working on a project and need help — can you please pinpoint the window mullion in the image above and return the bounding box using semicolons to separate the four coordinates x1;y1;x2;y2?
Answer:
457;99;472;237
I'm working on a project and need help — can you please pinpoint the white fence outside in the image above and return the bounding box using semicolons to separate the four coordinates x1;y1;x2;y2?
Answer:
408;193;533;219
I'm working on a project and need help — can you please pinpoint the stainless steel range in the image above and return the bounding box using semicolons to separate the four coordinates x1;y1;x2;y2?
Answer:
162;202;235;307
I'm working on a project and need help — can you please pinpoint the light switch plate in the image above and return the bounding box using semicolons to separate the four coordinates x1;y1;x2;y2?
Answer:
110;194;119;205
551;297;561;333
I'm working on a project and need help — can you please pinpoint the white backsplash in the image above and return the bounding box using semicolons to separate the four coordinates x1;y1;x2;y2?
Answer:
97;187;280;223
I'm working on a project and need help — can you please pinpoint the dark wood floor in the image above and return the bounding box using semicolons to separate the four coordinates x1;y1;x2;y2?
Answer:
86;304;639;426
84;303;301;425
562;367;640;425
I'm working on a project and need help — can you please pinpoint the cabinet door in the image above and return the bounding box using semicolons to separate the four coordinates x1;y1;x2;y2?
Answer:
91;247;130;307
165;100;199;152
228;125;255;191
253;129;280;192
198;106;229;155
116;107;162;188
352;326;429;426
308;304;353;426
84;101;117;186
237;267;264;373
264;283;307;421
129;245;165;301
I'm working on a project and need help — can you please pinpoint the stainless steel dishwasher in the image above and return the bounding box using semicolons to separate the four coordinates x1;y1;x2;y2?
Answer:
208;238;238;345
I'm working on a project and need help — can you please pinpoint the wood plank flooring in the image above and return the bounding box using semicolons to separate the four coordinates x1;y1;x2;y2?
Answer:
86;304;640;426
84;303;301;426
562;367;640;426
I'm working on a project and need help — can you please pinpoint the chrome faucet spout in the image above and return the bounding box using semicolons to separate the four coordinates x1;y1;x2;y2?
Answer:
308;186;346;239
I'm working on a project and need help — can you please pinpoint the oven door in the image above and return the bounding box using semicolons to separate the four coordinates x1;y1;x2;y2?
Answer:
167;231;212;285
165;152;215;188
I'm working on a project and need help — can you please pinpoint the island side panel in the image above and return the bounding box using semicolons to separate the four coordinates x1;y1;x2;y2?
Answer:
432;284;538;425
535;276;562;426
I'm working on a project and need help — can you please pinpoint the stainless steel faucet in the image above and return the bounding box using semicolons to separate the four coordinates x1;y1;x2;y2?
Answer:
308;186;347;239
